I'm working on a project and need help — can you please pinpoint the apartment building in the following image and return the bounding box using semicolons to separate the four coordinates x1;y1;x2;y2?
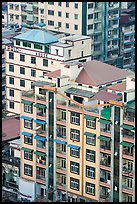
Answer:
7;2;123;66
120;7;135;71
19;60;135;202
5;28;92;115
2;11;8;29
2;38;12;115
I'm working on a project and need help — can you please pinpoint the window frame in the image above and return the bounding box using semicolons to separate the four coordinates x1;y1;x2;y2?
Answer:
70;177;79;191
24;119;33;129
86;166;95;179
20;54;25;62
70;161;79;175
86;149;96;163
24;164;33;177
24;151;33;161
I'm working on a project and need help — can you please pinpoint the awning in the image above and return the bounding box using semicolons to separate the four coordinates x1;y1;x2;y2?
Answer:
84;115;96;121
22;132;33;137
21;147;33;152
84;132;95;137
120;124;134;131
34;151;46;157
20;116;33;121
124;32;135;36
98;119;111;125
34;135;46;142
101;107;111;120
34;119;47;125
98;136;111;142
120;141;134;148
21;100;33;105
68;144;80;150
124;41;134;45
126;108;135;113
34;103;47;109
53;139;67;145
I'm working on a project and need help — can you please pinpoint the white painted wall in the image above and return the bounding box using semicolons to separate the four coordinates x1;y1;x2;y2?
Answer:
18;178;35;202
50;45;64;56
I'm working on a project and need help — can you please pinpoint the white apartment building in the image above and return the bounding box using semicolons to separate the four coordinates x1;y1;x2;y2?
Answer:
5;28;92;115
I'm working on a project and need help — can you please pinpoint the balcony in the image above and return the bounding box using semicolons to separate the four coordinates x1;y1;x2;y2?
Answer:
22;90;35;99
36;95;46;102
100;194;110;202
36;141;46;150
122;184;133;194
2;154;20;167
100;145;111;154
36;158;46;165
122;149;133;157
57;133;66;139
124;115;135;123
100;158;111;171
68;102;82;110
122;167;133;177
36;174;46;181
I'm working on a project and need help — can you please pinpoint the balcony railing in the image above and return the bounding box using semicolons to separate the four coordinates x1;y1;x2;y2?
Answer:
122;167;133;175
123;132;134;140
100;128;111;133
122;184;133;191
56;100;66;106
3;181;18;191
100;160;111;167
56;149;66;155
2;155;20;167
100;145;111;150
100;177;111;184
37;112;46;117
124;116;135;123
22;90;35;98
36;95;46;102
36;158;46;165
122;150;133;156
100;194;110;201
36;174;46;181
36;142;46;149
57;133;66;139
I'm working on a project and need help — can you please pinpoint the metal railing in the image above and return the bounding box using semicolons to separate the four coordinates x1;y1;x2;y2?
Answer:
2;155;20;167
100;160;111;167
36;95;46;101
36;174;46;181
22;90;35;98
100;145;111;150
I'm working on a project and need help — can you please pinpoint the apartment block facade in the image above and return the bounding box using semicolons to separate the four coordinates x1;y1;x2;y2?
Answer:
19;60;135;202
5;29;92;115
7;2;124;67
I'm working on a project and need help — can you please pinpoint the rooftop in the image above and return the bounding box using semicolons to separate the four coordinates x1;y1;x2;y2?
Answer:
33;81;55;87
52;42;72;48
45;69;61;78
60;34;91;42
9;138;21;146
65;87;95;98
108;82;126;92
92;90;121;102
76;60;132;86
13;29;59;44
2;38;12;45
2;118;20;142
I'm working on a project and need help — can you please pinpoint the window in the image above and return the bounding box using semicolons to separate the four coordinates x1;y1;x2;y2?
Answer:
88;14;93;19
41;19;44;23
36;167;45;178
66;23;69;29
71;112;80;125
86;119;96;129
70;177;79;191
20;54;25;62
48;20;54;26
48;10;54;15
70;161;79;174
9;77;14;85
58;2;62;6
61;159;66;169
16;40;20;45
24;135;33;145
86;149;95;162
43;59;48;67
20;67;25;75
86;134;96;146
24;104;33;114
58;126;66;138
81;51;83;57
24;120;33;129
88;24;93;30
48;2;54;5
9;65;14;72
31;57;36;64
86;182;95;196
74;24;78;30
66;2;69;7
23;41;31;48
68;50;71;57
66;13;69;18
70;129;80;141
61;175;66;185
9;89;14;97
86;166;95;179
40;9;44;14
9;102;14;109
61;144;66;153
56;49;59;55
16;15;19;19
9;52;14;59
24;164;33;176
34;44;42;50
31;69;36;77
2;49;5;54
62;111;66;121
24;151;33;161
74;3;78;9
88;3;93;9
20;80;25;87
70;148;80;158
74;14;78;19
58;11;62;17
58;22;62;27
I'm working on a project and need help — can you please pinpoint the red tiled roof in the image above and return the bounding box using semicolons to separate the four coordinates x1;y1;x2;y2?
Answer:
45;69;61;78
76;60;131;86
108;83;126;91
2;118;20;142
92;91;121;102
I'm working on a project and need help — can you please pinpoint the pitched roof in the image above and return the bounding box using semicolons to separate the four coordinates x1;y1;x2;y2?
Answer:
45;69;61;78
108;82;126;91
76;60;131;86
14;29;59;44
92;91;121;102
2;118;20;142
